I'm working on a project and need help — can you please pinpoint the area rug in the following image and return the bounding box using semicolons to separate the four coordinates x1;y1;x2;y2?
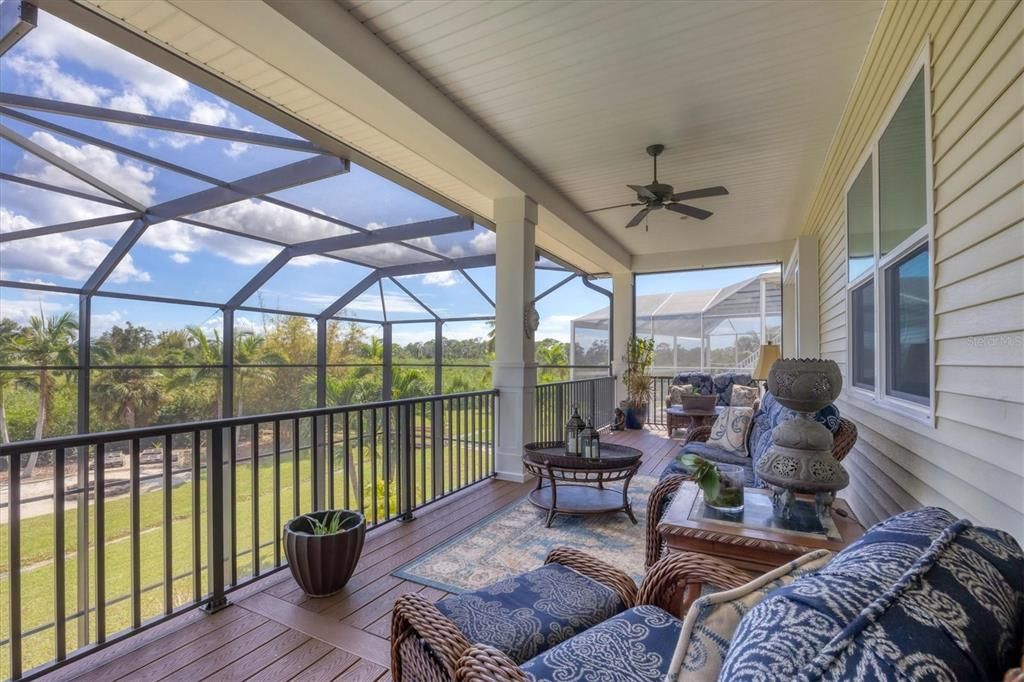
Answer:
394;475;656;593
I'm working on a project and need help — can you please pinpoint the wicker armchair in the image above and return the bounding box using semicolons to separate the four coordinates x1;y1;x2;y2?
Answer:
645;416;858;568
454;551;752;681
390;547;637;682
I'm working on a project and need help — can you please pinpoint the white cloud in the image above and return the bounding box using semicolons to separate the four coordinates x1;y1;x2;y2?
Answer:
0;208;149;283
170;253;190;264
19;14;190;111
0;297;70;325
139;220;282;266
422;271;456;287
4;54;110;106
91;310;125;334
192;199;344;245
21;131;156;209
535;314;576;343
105;92;151;137
344;293;425;315
470;230;496;254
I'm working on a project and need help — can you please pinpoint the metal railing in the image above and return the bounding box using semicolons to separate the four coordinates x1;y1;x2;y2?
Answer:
534;376;616;442
0;389;497;680
646;376;675;427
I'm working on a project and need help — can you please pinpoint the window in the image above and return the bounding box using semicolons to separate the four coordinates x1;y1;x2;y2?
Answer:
845;53;932;418
850;280;874;390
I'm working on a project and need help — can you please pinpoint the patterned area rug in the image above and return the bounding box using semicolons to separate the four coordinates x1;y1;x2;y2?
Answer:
394;475;656;593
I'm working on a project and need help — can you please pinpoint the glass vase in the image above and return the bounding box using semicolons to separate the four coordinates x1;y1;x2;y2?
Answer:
705;463;745;513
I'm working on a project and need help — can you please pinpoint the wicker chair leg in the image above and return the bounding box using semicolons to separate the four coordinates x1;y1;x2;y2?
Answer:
645;474;690;569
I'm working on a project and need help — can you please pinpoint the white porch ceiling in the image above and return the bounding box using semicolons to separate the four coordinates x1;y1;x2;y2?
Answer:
70;0;881;273
344;0;883;258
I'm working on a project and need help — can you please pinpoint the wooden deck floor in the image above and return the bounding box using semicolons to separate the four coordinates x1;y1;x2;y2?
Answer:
43;427;682;682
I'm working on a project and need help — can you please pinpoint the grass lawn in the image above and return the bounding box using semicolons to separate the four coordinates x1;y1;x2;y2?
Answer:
0;423;493;675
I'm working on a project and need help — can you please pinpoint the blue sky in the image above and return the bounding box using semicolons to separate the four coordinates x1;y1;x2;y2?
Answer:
0;10;767;348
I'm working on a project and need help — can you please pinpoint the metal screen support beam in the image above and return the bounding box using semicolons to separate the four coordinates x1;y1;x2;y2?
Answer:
382;323;393;401
83;156;347;294
318;272;380;321
378;280;388;322
458;267;496;308
0;93;326;154
82;218;147;294
0;212;141;243
75;292;90;650
316;318;327;408
227;217;473;308
0;122;145;209
434;320;443;394
389;276;438;319
222;309;235;418
581;276;614;373
533;273;576;304
0;171;131;208
145;155;348;224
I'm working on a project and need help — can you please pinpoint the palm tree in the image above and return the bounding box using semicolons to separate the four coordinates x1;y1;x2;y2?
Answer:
391;366;431;399
91;353;164;429
0;319;31;445
18;312;78;478
234;332;285;416
185;326;225;417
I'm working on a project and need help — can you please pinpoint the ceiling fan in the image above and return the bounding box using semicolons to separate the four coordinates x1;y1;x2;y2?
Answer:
585;144;728;229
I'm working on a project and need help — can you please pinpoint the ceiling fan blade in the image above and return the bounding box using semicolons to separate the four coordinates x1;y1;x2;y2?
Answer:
625;207;651;228
670;186;729;202
584;202;643;214
628;184;657;201
667;202;712;220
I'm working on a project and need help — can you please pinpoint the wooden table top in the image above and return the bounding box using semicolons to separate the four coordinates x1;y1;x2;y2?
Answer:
658;481;863;556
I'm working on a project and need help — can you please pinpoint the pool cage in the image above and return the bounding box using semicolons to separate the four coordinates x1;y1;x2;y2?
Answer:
0;92;592;437
572;270;782;377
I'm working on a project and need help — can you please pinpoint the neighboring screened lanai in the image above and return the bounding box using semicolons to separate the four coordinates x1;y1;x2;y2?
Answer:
572;270;782;376
0;9;591;439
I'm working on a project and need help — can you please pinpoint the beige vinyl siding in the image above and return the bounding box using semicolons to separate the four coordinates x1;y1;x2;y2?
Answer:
805;0;1024;541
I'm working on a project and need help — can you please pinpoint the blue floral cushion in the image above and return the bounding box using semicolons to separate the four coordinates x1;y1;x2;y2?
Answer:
720;507;1024;681
434;562;625;664
520;605;682;682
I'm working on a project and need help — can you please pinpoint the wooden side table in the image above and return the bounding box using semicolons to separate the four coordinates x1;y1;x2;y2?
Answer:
657;481;862;574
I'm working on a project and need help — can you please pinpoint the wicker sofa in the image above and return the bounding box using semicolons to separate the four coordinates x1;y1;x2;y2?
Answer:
390;547;750;682
645;391;858;568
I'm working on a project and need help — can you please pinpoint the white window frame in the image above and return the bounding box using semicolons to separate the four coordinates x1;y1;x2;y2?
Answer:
844;43;935;425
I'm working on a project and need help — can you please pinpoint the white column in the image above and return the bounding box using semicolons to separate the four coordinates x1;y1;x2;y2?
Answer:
491;196;538;482
784;235;820;357
611;271;634;405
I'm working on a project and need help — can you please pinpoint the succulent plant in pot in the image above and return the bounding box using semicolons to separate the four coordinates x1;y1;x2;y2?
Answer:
284;509;366;597
622;336;655;429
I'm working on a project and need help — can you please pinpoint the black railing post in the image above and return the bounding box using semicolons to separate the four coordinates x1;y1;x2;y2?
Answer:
202;427;229;613
431;397;443;499
313;414;326;511
399;403;415;521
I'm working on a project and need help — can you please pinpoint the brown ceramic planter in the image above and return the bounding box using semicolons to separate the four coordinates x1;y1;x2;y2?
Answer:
283;510;365;597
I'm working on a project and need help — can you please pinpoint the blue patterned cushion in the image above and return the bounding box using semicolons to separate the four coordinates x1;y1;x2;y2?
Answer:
435;562;625;664
672;372;715;397
520;605;682;681
747;392;842;486
720;507;1024;681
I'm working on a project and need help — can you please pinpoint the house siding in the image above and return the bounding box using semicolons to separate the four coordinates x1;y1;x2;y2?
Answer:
804;0;1023;540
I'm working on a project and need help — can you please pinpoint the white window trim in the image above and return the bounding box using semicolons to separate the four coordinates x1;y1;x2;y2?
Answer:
844;42;935;426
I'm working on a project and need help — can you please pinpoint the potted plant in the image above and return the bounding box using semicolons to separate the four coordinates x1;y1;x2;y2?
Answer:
284;509;366;597
622;335;655;429
678;454;745;512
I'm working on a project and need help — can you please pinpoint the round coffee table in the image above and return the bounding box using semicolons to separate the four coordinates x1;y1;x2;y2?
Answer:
523;442;643;528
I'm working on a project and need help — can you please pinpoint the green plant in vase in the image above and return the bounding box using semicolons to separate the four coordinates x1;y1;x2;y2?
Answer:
678;454;745;511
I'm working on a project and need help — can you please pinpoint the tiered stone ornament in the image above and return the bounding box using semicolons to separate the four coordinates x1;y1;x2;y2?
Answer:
756;358;849;522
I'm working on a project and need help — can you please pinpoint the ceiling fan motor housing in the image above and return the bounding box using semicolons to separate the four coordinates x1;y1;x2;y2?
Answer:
641;182;675;203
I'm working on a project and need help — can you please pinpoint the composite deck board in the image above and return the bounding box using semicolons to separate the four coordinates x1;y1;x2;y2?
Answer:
44;427;681;682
